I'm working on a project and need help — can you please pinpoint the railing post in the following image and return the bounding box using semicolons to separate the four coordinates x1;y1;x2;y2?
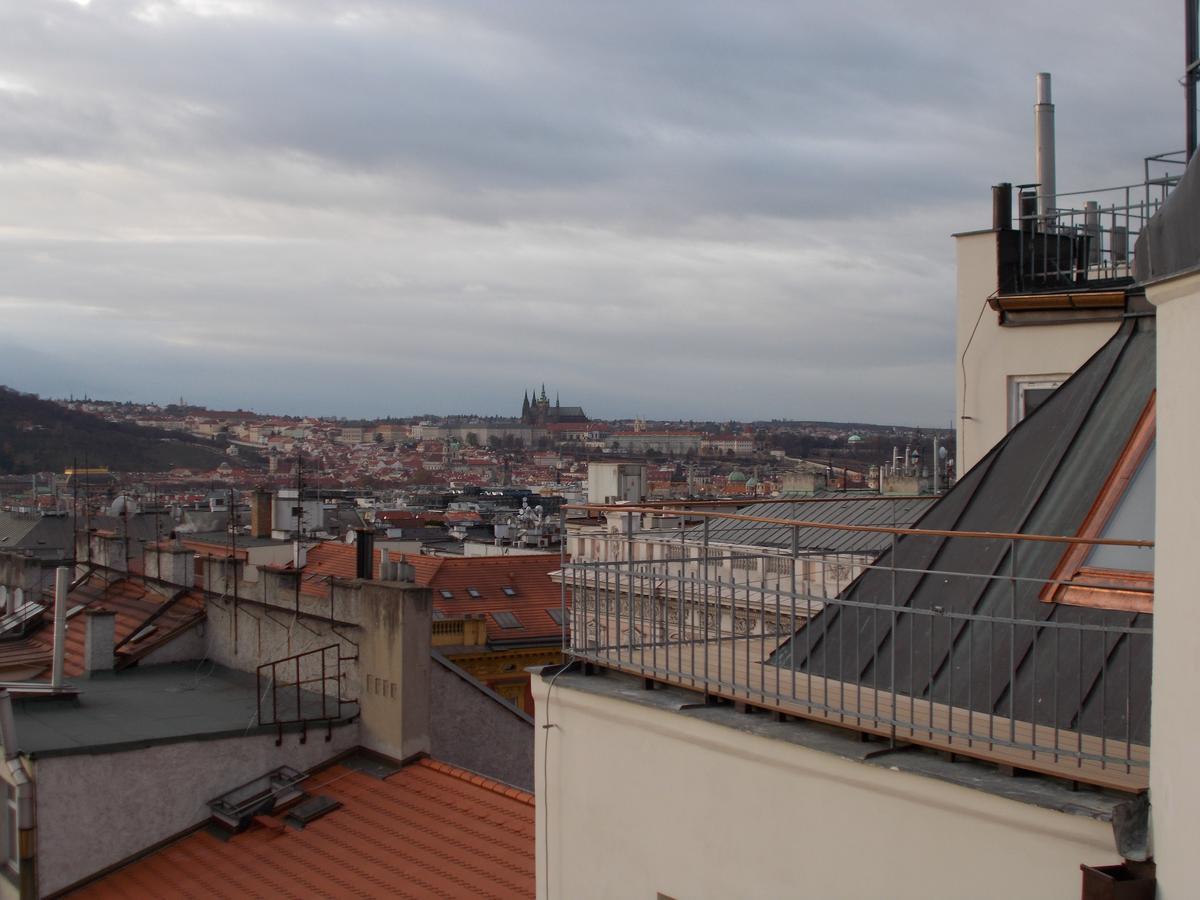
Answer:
559;504;567;657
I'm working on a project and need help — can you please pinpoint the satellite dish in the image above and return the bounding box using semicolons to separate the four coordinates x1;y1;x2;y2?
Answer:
938;446;948;460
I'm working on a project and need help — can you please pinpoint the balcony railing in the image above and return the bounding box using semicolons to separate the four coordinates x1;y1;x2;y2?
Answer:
1002;152;1186;292
559;501;1153;793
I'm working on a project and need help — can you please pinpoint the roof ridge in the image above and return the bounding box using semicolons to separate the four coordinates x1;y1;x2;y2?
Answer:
416;758;535;806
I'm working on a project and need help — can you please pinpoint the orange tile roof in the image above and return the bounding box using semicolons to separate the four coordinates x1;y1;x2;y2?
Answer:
70;757;534;899
13;575;205;680
300;544;566;644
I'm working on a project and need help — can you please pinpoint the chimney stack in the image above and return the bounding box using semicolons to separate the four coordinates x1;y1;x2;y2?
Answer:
84;608;116;675
354;528;376;580
51;567;69;690
1035;72;1056;225
251;488;273;539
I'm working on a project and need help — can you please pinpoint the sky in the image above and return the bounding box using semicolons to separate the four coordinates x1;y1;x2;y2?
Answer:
0;0;1183;425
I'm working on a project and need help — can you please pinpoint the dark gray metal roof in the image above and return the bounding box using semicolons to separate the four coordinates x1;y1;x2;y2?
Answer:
0;512;73;556
12;662;354;758
685;493;936;554
774;315;1155;745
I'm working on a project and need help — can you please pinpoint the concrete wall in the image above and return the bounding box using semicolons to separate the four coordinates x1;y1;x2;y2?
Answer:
1147;268;1200;898
356;581;431;762
199;564;432;762
534;677;1115;900
431;654;534;791
954;230;1118;474
587;463;645;505
35;725;358;896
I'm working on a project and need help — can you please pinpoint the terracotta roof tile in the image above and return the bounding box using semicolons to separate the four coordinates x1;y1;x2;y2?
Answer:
19;575;205;679
299;543;566;644
71;758;535;899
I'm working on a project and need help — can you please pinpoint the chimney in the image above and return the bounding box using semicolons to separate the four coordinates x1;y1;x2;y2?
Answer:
251;488;273;539
84;608;116;675
143;541;195;589
354;528;375;580
51;567;69;690
1034;72;1056;224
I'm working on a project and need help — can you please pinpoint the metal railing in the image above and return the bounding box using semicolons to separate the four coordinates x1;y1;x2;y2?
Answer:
560;501;1153;792
1011;152;1186;290
256;644;352;728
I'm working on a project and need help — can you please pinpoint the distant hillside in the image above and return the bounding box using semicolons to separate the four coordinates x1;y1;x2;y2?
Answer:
0;387;263;474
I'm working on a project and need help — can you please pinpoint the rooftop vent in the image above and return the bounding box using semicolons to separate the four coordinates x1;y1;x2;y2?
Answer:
209;766;307;833
0;603;45;641
284;795;342;829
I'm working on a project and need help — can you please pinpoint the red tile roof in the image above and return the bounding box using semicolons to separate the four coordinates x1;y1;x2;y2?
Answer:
5;575;206;680
300;544;566;644
70;757;535;899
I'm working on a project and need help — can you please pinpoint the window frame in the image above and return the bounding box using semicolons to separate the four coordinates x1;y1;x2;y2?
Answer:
1007;375;1068;429
1041;392;1155;613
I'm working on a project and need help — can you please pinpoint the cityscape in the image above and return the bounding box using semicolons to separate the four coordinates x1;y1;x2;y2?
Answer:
0;1;1195;899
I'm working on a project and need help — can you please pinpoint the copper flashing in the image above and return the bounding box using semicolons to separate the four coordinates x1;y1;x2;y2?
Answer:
989;290;1126;312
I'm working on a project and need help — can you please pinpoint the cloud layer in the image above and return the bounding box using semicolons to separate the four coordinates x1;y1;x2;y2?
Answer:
0;0;1183;424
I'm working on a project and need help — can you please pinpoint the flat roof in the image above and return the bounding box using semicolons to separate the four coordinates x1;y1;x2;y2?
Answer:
12;662;355;759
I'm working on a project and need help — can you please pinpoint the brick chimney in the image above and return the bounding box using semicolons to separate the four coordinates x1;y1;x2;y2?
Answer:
84;608;116;675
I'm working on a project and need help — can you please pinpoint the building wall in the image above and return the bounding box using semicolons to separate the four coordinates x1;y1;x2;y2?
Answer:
586;463;645;505
534;677;1114;900
1147;268;1200;898
954;231;1118;474
431;654;534;791
35;725;358;896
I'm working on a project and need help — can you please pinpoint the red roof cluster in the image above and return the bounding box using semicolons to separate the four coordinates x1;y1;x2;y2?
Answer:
72;757;535;898
300;543;566;644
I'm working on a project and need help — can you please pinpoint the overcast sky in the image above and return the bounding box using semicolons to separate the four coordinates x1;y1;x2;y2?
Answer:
0;1;1183;424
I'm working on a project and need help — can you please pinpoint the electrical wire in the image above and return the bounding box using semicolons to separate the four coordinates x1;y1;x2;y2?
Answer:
958;291;997;468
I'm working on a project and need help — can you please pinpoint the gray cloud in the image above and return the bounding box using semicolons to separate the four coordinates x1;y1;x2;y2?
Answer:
0;0;1184;425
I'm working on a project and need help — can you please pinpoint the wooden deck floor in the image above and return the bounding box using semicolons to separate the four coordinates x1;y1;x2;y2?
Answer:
575;628;1149;794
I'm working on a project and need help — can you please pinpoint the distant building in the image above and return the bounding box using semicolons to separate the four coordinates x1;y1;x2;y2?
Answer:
520;384;588;425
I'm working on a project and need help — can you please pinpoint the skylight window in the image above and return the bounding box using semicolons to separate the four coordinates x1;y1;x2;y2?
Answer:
502;586;517;597
439;589;454;600
1043;394;1155;613
467;587;481;598
546;608;565;625
493;611;522;629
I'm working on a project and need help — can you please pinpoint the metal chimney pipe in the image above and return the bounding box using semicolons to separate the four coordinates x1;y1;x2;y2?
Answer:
51;566;69;690
1035;73;1056;225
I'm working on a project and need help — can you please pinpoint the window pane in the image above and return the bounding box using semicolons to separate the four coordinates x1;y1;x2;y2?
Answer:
1085;443;1155;572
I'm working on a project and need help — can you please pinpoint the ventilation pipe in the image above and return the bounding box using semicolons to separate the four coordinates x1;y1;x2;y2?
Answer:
1035;73;1056;225
50;567;69;691
354;528;375;580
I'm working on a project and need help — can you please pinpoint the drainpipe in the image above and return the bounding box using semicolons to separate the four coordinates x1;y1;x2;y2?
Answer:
50;566;69;691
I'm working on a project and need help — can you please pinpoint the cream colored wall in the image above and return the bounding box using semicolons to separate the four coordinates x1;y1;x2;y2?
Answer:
954;231;1118;474
1147;269;1200;899
534;677;1115;900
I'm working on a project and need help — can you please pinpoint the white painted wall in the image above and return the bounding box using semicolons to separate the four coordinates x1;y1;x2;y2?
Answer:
1147;269;1200;898
954;231;1118;474
534;677;1115;900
